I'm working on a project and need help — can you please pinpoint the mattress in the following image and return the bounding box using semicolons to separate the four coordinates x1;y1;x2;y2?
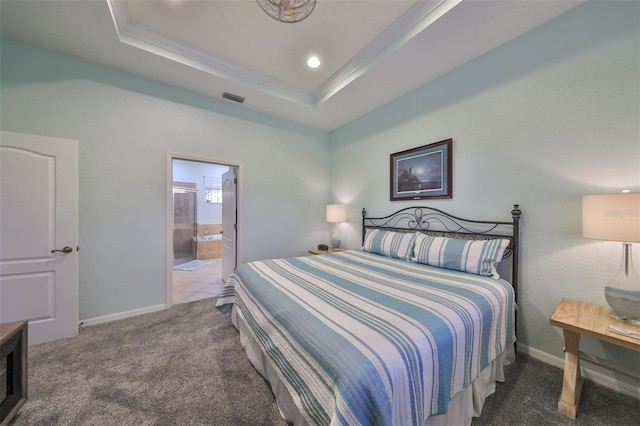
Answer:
216;250;516;425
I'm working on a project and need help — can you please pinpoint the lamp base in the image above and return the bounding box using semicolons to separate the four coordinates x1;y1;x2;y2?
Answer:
331;239;341;249
604;243;640;323
605;282;640;322
609;312;640;326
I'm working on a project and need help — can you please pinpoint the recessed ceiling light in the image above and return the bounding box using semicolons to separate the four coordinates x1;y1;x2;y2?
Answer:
307;56;321;69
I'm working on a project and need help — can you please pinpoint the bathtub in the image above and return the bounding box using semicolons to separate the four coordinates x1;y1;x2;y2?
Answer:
197;234;222;260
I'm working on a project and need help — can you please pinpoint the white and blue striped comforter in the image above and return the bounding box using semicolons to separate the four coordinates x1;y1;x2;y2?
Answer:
216;250;515;426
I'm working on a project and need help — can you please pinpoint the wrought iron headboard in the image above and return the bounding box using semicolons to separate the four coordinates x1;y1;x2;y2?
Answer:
362;205;522;295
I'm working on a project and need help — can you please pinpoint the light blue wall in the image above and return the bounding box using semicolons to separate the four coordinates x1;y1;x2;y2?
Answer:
330;1;640;387
0;39;330;320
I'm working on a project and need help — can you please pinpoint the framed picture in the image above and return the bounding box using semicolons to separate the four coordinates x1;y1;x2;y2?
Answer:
390;138;452;201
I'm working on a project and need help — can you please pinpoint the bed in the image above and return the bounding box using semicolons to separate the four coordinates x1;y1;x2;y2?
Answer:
216;205;522;425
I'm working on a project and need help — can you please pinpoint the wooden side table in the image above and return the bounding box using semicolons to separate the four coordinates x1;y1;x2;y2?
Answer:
550;298;640;419
308;248;346;255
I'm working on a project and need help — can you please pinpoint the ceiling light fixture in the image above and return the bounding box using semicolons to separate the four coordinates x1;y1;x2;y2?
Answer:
257;0;316;23
307;56;321;69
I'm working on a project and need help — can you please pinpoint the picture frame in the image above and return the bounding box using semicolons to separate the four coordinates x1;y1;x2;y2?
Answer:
390;138;452;201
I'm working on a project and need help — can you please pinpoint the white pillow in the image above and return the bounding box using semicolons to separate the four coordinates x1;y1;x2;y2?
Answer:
362;229;417;260
411;233;510;278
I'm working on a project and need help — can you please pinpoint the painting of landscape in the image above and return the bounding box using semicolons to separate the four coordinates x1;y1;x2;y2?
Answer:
390;139;452;200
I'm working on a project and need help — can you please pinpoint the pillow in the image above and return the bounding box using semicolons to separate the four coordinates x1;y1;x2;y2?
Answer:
411;233;510;278
362;229;417;260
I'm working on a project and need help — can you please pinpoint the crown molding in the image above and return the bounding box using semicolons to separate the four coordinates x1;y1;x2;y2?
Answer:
106;0;462;108
107;0;313;106
313;0;461;104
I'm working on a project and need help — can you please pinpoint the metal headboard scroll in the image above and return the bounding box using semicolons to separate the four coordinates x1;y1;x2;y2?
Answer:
362;205;522;295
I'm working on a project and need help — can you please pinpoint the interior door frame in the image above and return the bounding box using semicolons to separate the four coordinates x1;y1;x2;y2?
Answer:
165;153;242;308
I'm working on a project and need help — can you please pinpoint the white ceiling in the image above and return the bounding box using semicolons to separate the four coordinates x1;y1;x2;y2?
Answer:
0;0;584;131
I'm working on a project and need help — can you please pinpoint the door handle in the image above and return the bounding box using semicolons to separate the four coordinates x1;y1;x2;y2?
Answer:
51;246;73;254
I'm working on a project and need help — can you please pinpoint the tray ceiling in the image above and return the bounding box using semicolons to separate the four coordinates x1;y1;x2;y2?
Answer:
1;0;584;130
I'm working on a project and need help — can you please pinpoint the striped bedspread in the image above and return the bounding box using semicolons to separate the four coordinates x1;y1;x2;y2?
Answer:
216;250;515;426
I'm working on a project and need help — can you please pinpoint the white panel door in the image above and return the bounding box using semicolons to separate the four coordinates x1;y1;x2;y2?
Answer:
221;167;237;282
0;131;78;345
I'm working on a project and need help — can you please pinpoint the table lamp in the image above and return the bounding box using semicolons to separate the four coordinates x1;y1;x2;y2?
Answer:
582;193;640;323
326;204;346;248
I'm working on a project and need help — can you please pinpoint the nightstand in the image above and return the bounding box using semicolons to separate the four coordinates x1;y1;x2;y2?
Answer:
308;248;346;255
550;298;640;419
0;321;28;426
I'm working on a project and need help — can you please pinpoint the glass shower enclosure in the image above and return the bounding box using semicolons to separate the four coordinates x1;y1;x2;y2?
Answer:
173;186;198;266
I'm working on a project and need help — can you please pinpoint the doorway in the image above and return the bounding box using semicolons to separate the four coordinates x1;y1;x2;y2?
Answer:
167;156;239;307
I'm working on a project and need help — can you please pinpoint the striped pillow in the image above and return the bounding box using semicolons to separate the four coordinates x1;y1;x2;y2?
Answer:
362;229;417;260
411;233;510;278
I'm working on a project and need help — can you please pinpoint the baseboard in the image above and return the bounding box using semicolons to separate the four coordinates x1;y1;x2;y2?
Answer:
79;304;167;327
517;343;640;401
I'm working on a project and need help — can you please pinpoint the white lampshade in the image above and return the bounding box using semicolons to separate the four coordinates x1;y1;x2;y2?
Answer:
582;193;640;243
326;204;346;223
583;192;640;323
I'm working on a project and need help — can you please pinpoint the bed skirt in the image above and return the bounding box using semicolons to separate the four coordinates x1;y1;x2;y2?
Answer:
231;305;515;426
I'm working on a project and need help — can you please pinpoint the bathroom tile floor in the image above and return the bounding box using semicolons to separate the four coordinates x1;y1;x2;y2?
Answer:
173;260;225;305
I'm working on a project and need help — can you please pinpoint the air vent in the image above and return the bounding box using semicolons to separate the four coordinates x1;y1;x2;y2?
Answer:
222;92;245;104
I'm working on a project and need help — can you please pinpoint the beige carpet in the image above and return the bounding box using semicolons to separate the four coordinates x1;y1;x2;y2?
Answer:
13;298;285;426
